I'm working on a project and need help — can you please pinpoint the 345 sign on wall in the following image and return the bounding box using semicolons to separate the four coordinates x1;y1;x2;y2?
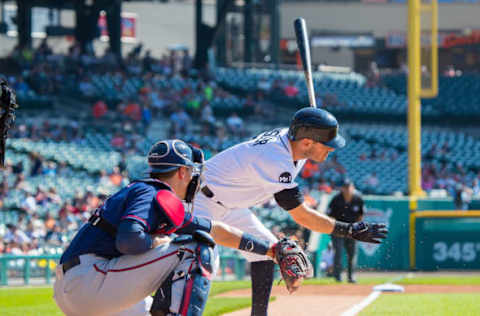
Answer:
415;215;480;270
433;242;480;263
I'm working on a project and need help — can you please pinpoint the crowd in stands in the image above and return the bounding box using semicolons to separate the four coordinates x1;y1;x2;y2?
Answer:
2;40;480;258
4;39;274;140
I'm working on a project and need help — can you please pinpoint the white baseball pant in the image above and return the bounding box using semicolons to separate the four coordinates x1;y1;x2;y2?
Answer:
53;242;196;316
193;192;277;263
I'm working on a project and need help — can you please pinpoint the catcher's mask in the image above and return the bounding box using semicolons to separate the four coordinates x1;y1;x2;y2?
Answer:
147;139;204;209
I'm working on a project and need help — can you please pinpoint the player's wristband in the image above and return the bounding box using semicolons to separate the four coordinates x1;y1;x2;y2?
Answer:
331;221;351;238
239;233;270;255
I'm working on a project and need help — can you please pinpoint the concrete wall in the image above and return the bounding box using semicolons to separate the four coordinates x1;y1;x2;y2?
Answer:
2;1;480;62
312;46;354;68
0;1;216;57
281;3;480;38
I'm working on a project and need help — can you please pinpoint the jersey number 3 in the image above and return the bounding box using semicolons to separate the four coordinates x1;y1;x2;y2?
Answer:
252;129;280;146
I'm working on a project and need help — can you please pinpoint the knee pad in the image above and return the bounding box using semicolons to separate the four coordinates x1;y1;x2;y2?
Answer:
151;233;215;316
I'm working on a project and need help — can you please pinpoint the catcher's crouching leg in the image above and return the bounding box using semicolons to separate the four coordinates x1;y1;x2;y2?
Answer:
151;231;215;316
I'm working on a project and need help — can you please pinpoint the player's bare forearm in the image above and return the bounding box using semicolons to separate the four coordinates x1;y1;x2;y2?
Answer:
210;221;275;258
289;203;336;234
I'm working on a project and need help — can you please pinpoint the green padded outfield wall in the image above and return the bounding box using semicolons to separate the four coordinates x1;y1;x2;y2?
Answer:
415;216;480;270
355;197;454;270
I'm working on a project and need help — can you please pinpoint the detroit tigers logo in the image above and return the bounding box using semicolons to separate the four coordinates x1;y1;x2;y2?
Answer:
279;172;292;183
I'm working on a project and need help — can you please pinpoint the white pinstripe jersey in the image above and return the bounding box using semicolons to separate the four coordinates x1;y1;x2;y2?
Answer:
202;128;306;209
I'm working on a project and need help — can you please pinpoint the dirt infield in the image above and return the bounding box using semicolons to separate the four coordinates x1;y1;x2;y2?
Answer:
221;284;480;316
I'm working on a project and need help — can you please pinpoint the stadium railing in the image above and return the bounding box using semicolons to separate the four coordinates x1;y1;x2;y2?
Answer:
0;254;59;286
0;254;247;285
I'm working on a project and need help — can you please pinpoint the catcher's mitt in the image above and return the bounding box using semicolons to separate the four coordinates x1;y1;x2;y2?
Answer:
274;238;313;294
0;80;19;168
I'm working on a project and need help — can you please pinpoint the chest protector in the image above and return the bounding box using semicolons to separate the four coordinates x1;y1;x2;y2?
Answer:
134;179;185;235
89;179;185;237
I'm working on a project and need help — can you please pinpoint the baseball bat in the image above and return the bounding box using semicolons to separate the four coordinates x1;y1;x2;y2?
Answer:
294;18;317;108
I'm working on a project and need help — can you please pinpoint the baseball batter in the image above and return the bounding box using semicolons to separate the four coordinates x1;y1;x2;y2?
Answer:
53;139;307;316
190;107;388;315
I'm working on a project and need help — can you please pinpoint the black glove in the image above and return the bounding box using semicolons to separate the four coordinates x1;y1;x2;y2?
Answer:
332;221;388;244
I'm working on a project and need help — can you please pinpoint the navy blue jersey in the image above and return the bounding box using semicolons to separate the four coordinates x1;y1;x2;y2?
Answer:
61;180;211;263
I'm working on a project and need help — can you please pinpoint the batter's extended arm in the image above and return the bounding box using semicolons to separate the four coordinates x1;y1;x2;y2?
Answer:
210;220;275;258
289;203;388;244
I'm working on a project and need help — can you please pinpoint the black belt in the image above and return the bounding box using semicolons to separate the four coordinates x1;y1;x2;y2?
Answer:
201;186;215;198
62;256;80;274
88;212;117;238
201;186;225;207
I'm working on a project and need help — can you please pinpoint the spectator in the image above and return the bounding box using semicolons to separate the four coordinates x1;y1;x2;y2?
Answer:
78;77;96;97
44;212;57;231
45;224;64;246
454;184;473;210
93;100;108;119
43;161;57;176
21;191;38;214
181;49;192;75
117;155;127;173
201;102;216;127
109;167;123;187
34;186;49;207
30;152;43;176
47;187;62;204
301;160;319;189
363;172;379;194
284;81;299;97
169;107;191;136
472;179;480;197
142;104;152;130
58;206;78;231
124;99;142;121
13;77;30;95
111;133;126;149
226;112;244;136
0;239;5;254
4;224;31;245
25;220;43;240
98;170;111;187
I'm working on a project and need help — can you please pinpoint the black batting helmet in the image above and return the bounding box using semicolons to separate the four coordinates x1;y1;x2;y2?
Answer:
288;107;345;148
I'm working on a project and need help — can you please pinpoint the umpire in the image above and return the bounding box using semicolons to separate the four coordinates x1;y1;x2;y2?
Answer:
327;178;365;283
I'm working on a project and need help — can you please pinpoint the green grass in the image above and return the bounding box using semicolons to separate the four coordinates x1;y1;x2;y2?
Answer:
0;287;62;316
304;276;395;285
204;297;252;316
210;280;250;296
360;293;480;316
397;276;480;285
0;282;256;316
2;276;480;316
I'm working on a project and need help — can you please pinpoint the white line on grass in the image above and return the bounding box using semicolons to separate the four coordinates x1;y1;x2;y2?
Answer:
340;290;381;316
340;273;406;316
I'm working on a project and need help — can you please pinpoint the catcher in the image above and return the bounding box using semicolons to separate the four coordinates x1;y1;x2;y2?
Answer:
0;79;19;168
54;139;312;316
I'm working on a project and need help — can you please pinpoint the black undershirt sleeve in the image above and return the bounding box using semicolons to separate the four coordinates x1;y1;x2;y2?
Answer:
274;186;304;211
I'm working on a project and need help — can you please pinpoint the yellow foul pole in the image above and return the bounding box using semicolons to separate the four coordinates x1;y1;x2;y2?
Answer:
407;0;423;203
408;0;438;269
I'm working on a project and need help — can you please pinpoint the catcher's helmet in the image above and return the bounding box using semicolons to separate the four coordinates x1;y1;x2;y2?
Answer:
288;107;345;148
147;139;204;173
